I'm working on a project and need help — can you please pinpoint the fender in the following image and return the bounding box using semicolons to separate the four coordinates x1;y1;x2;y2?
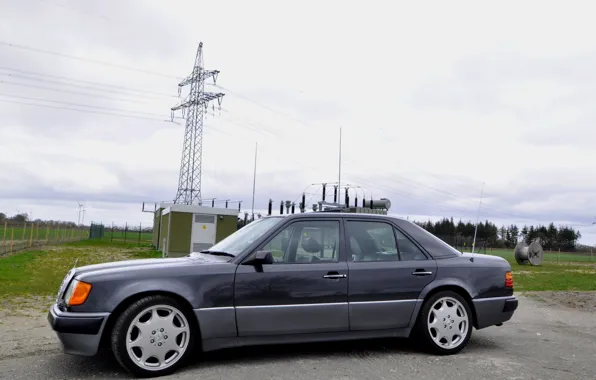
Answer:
104;279;197;312
71;278;199;313
418;277;476;300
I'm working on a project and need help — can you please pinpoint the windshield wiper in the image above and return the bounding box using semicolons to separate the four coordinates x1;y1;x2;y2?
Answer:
199;250;235;257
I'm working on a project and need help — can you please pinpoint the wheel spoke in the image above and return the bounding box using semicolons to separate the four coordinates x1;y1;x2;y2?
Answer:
139;347;153;364
133;321;151;336
154;346;170;366
443;334;452;346
162;311;176;325
454;315;466;327
147;308;157;324
129;330;148;346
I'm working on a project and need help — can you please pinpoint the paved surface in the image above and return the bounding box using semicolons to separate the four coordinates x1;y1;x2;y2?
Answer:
1;295;595;380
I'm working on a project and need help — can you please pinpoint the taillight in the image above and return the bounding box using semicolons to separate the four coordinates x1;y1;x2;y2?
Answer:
505;271;514;288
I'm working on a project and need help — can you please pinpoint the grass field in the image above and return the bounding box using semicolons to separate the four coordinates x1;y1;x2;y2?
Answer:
484;250;596;291
0;240;161;299
507;262;596;291
487;248;595;263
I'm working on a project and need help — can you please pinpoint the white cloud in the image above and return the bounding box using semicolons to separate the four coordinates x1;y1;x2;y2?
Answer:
0;0;595;244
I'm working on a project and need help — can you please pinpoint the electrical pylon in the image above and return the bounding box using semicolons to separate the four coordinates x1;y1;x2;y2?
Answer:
171;42;224;205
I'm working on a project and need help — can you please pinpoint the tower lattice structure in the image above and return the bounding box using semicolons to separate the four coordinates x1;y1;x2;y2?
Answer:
171;42;224;205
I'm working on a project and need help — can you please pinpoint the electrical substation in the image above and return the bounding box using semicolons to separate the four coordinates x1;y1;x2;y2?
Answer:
263;183;392;217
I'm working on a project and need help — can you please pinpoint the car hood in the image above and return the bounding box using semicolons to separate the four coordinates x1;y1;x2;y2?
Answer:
72;253;229;278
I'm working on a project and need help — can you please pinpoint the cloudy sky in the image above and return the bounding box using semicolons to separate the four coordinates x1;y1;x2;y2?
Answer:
1;0;595;244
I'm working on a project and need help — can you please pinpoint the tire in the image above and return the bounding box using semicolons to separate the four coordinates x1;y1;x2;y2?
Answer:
110;295;197;378
414;290;473;355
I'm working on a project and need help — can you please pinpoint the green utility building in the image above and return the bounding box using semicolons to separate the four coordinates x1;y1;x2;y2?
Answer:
153;204;239;258
152;202;173;249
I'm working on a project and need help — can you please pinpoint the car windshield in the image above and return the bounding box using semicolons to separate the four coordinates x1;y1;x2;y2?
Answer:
195;217;284;257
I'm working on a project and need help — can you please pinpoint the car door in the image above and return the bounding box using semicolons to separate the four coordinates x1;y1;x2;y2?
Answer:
234;218;349;336
345;219;437;331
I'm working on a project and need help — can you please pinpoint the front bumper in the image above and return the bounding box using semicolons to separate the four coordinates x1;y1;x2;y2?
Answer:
472;296;518;330
47;303;110;356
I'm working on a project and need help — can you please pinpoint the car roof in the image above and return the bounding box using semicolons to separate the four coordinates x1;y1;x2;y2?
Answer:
265;212;406;222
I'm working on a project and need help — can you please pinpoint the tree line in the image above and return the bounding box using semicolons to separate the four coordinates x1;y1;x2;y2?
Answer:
0;212;79;228
414;217;583;251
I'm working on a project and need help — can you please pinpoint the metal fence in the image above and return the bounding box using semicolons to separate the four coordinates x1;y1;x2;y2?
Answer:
0;220;88;256
88;222;153;246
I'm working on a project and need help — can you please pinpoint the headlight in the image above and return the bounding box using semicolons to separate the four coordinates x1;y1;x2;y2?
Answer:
64;279;93;306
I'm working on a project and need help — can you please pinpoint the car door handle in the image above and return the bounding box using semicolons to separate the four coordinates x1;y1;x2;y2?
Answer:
412;270;433;276
323;273;347;279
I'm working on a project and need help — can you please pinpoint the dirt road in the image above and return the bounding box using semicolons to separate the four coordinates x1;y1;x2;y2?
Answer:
0;293;595;379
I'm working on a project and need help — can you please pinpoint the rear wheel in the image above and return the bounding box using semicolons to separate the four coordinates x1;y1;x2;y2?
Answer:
110;295;196;378
415;291;472;355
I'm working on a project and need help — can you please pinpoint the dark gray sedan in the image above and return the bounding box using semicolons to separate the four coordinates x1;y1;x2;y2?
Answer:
48;213;518;378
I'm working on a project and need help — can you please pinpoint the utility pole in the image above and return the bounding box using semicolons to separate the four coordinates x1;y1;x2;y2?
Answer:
171;42;225;205
251;142;258;221
471;182;485;254
77;202;83;226
337;127;342;199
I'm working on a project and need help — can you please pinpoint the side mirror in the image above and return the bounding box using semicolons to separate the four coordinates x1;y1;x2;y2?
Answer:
245;250;274;265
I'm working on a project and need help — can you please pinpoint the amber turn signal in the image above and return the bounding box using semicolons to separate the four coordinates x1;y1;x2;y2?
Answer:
505;271;514;288
68;280;93;306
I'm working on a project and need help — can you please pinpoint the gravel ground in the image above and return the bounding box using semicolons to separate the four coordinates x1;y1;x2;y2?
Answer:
0;293;595;379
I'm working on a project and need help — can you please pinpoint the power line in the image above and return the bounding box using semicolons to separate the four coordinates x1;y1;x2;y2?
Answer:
0;72;162;102
0;80;147;104
0;67;175;98
0;93;182;118
0;41;179;79
373;172;525;219
1;41;329;130
347;174;536;222
213;84;320;130
0;98;175;122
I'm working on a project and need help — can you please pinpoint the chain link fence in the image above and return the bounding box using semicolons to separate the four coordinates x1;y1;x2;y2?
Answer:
88;222;153;246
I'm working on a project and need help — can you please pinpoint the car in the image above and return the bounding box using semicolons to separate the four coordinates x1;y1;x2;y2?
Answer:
47;212;518;378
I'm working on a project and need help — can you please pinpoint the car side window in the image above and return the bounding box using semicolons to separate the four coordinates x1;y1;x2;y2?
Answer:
346;221;399;262
394;228;427;261
261;220;340;264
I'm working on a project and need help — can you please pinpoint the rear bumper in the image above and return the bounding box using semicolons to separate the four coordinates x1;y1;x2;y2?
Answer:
47;304;110;356
472;296;518;330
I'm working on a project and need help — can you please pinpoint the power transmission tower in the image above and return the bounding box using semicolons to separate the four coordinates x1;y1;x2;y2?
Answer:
171;42;224;205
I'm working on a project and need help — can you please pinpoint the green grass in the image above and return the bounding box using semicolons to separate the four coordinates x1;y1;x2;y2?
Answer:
508;262;596;291
488;248;595;263
480;250;596;291
0;239;161;298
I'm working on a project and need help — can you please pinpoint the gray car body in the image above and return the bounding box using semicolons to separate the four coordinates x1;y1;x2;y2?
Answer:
48;212;517;356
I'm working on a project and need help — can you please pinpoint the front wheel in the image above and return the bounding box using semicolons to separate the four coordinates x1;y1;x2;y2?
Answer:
110;295;197;378
415;291;473;355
